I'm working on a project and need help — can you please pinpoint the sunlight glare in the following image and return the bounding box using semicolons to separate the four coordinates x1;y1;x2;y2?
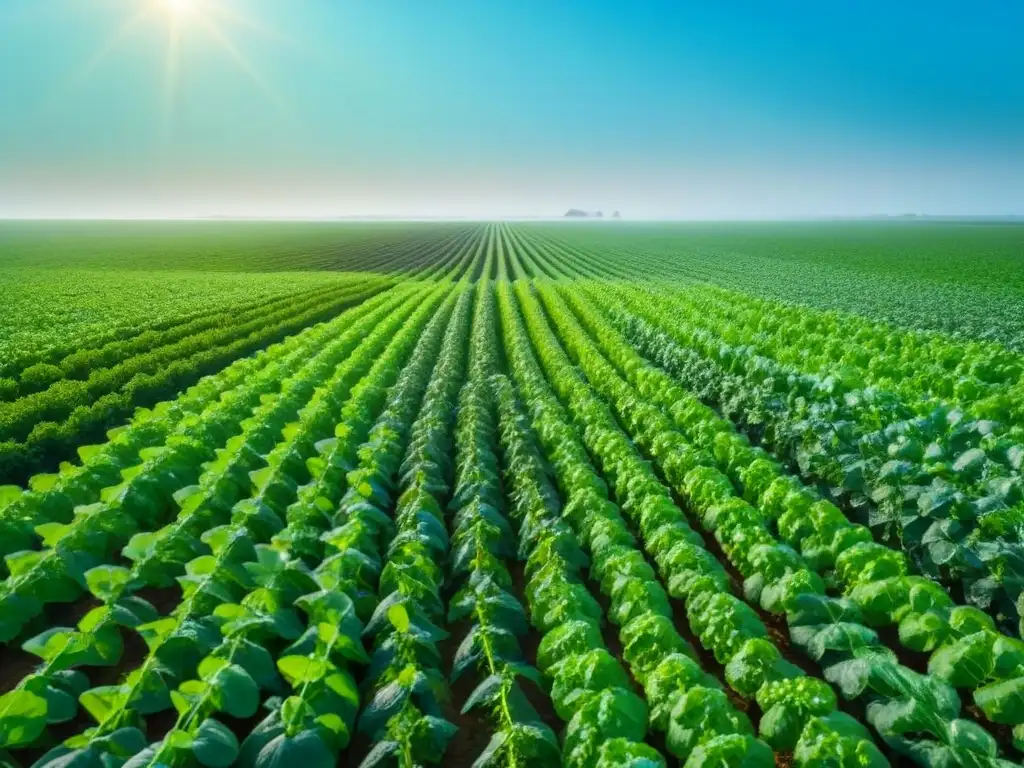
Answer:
56;0;290;134
164;0;199;16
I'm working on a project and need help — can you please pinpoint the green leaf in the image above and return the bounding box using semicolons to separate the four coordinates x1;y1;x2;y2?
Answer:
80;686;123;724
868;697;938;739
408;715;457;762
946;718;998;756
786;593;861;627
29;473;59;493
462;674;503;714
928;631;995;688
249;467;277;494
172;484;203;510
167;728;195;748
103;725;150;756
451;624;520;682
324;670;360;714
974;677;1024;725
949;605;995;635
137;616;179;650
0;485;23;508
596;738;666;768
193;718;240;768
565;687;647;766
621;613;694;682
471;723;561;768
365;594;444;642
210;639;278;690
6;549;46;578
550;649;631;722
645;653;721;731
249;729;336;768
85;565;132;603
277;656;328;686
681;733;774;768
806;623;879;661
667;686;753;758
794;711;877;763
993;636;1024;679
359;683;410;739
173;680;209;716
359;740;400;768
121;746;162;768
122;529;166;564
759;703;812;752
42;683;78;724
0;688;48;748
387;603;410;634
898;611;951;653
22;627;79;663
200;660;260;719
953;448;987;477
724;639;799;699
848;577;910;625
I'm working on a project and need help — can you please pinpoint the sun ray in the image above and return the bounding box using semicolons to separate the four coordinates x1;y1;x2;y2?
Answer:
160;9;185;141
48;0;294;135
203;3;298;50
165;0;196;13
192;13;291;117
46;5;155;109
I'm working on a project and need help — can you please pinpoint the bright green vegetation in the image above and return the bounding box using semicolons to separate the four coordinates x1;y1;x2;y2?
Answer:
0;269;379;379
0;221;1022;768
0;221;470;272
0;272;394;484
521;221;1024;348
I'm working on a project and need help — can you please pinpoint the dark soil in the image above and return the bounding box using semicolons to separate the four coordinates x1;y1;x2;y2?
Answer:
433;559;567;767
0;644;40;697
507;560;569;737
1;585;190;765
439;617;501;768
0;594;105;695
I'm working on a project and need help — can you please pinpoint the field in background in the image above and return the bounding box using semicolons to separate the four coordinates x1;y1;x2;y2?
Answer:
0;221;467;272
0;221;1023;768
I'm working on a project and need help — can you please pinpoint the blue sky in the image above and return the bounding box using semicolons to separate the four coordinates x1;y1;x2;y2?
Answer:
1;0;1022;218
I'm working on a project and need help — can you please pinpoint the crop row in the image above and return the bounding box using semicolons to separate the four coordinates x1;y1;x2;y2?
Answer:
514;222;1024;349
0;278;455;766
1;281;382;402
2;253;1021;768
503;280;908;765
592;281;1024;629
0;271;359;384
0;277;393;485
538;279;1024;763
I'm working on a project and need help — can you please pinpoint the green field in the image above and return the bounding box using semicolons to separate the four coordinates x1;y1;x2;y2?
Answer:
1;221;1023;768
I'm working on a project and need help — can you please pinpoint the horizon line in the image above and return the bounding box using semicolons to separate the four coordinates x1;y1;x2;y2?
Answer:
2;214;1024;223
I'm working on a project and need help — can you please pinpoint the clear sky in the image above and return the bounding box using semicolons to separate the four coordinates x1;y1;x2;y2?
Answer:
1;0;1022;219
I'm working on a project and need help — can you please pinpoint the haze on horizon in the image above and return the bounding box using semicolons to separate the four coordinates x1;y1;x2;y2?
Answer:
1;0;1022;220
